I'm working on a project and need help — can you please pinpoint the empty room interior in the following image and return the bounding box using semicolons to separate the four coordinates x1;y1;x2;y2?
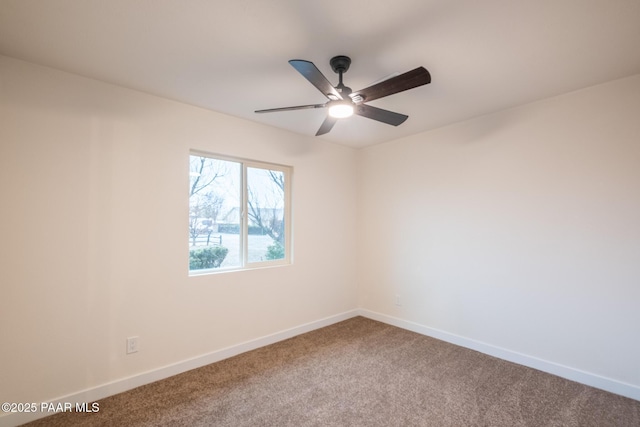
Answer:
1;1;639;426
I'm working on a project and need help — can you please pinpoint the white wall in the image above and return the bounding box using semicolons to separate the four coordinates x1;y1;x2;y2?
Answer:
358;73;640;395
0;55;359;407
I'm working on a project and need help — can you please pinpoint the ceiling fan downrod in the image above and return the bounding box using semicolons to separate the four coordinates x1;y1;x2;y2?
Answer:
330;55;352;95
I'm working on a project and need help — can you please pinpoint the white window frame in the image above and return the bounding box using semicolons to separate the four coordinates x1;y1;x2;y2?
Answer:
189;151;292;275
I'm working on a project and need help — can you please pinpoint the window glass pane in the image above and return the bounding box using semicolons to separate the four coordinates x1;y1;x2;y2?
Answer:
247;167;286;263
189;156;241;271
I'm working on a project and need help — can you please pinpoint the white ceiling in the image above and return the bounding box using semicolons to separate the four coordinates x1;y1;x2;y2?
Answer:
1;0;640;148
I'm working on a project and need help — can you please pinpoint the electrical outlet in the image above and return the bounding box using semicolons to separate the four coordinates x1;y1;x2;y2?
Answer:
395;294;402;306
126;336;139;354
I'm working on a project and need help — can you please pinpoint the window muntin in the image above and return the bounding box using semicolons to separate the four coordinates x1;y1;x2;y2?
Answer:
189;153;291;274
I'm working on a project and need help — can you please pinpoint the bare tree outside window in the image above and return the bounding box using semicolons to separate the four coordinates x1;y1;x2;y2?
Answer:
247;167;286;261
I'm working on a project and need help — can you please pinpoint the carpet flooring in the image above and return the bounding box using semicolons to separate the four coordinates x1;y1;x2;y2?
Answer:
23;317;640;426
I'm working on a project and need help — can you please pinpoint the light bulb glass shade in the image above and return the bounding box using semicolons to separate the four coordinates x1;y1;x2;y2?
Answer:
328;102;354;118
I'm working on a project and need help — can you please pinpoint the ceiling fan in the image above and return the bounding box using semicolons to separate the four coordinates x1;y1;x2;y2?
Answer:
255;56;431;136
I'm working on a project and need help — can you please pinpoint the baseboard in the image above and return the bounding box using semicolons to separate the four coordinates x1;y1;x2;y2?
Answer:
358;308;640;402
0;309;359;427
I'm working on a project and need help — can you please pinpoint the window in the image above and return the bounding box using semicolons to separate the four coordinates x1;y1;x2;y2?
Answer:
189;152;291;274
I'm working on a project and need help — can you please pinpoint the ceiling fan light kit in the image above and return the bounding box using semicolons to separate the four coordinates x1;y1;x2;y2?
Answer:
328;101;354;118
255;55;431;136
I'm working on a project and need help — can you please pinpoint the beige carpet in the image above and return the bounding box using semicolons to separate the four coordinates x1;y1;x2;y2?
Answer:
23;317;640;426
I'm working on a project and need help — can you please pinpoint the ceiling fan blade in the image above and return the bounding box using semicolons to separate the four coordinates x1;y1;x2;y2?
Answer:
355;104;408;126
289;60;343;100
352;66;430;103
255;104;326;113
315;116;338;136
